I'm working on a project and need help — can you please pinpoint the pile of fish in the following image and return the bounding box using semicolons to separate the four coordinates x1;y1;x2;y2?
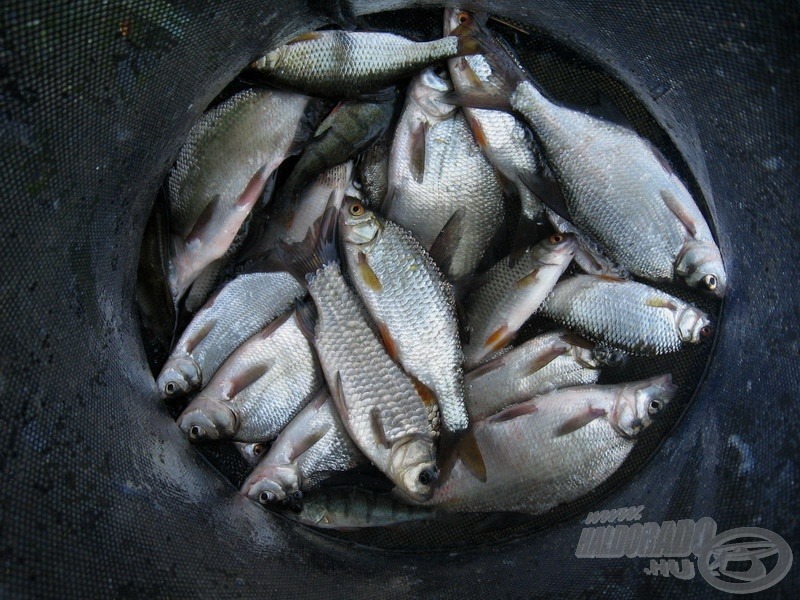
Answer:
140;9;726;530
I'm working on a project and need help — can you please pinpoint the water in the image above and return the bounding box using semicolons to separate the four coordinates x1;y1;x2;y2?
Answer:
137;8;722;550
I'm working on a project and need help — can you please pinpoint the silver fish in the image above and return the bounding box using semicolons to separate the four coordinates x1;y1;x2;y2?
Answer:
252;28;478;98
541;274;713;355
452;12;727;296
386;68;506;279
465;330;604;421
241;390;365;505
445;9;544;237
340;198;475;458
425;375;676;513
168;89;321;301
357;131;392;211
156;271;304;401
280;211;438;502
546;209;630;279
463;233;577;368
176;310;322;442
284;488;437;530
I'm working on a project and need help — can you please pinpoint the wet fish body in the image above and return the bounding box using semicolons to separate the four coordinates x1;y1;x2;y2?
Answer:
464;233;577;367
168;89;321;301
340;199;467;435
465;330;603;421
428;375;676;513
386;69;506;279
541;274;712;355
253;30;476;98
176;310;322;442
241;390;365;505
357;131;392;210
156;271;305;400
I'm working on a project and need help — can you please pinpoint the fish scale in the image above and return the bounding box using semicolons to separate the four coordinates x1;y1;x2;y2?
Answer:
177;311;322;441
540;275;711;355
307;261;437;501
341;203;465;434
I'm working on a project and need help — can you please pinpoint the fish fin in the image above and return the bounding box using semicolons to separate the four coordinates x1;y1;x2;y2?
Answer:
645;297;678;310
376;321;399;362
556;407;607;436
465;353;507;381
442;90;512;111
455;429;487;482
381;185;397;217
184;195;222;245
183;317;216;354
596;273;627;283
467;113;490;149
515;266;542;288
486;402;539;423
587;92;633;129
293;299;317;344
370;407;390;449
408;375;438;409
450;23;482;56
285;31;324;44
454;296;471;346
236;249;287;276
225;359;274;400
484;324;514;353
274;203;339;287
517;171;571;222
357;251;383;291
454;58;488;92
428;207;467;277
522;344;570;377
408;121;427;183
437;428;486;484
287;424;330;463
257;309;294;340
329;371;349;420
559;331;595;350
660;188;699;237
235;164;272;209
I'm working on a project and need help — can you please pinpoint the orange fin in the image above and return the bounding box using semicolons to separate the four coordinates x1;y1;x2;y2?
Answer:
468;114;489;149
556;407;606;436
286;31;324;45
515;267;542;288
645;297;678;310
357;251;383;291
457;429;487;482
597;273;627;283
409;376;438;408
376;321;399;362
485;324;514;353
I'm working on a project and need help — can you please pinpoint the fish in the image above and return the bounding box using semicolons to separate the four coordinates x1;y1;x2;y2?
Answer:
251;28;479;98
283;487;437;530
385;68;506;279
176;310;322;442
278;208;439;502
156;271;305;401
240;390;366;505
463;233;577;368
546;209;630;279
340;198;478;466
464;330;605;421
167;88;323;302
540;274;713;355
233;441;269;467
447;11;727;297
424;375;676;513
444;9;545;244
278;94;398;204
356;130;393;211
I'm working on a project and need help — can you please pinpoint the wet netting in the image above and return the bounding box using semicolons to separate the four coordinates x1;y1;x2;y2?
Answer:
2;1;798;597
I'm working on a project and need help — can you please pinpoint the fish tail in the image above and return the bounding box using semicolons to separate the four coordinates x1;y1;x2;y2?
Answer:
275;203;340;287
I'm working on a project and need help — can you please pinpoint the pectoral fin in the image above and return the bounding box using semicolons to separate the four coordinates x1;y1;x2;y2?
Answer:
522;344;569;377
357;251;383;291
556;407;607;436
660;188;699;237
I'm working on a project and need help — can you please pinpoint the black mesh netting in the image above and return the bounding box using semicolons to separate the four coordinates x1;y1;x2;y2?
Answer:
1;1;798;598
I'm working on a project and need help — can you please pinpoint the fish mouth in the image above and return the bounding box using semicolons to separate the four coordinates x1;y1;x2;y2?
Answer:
157;356;201;401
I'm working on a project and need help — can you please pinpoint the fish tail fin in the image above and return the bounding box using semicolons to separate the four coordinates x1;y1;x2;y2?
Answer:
275;203;340;287
438;427;487;484
293;298;318;344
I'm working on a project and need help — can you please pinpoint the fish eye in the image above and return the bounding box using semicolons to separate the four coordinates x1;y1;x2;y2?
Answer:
703;274;717;291
649;400;662;414
349;202;364;216
417;466;438;486
700;324;713;338
291;490;303;501
457;12;470;24
164;382;177;395
549;234;563;244
258;491;276;505
252;443;264;456
188;425;204;440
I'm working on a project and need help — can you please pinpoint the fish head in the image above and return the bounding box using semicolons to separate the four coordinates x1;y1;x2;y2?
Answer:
410;68;455;121
532;232;579;264
242;464;299;506
340;197;381;246
235;441;269;467
588;345;628;368
676;306;714;343
157;356;201;401
611;374;677;438
387;436;438;503
177;398;238;442
676;240;727;298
